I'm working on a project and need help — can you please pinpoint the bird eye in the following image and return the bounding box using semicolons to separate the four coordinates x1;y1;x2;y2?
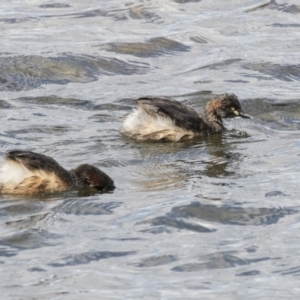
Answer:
231;107;235;111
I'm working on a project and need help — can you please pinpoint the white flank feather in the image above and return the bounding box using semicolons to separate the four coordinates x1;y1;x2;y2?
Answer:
121;108;194;141
0;160;33;186
0;159;68;195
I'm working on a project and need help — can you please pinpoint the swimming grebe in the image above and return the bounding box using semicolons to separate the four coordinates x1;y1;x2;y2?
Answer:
121;93;250;141
0;150;115;196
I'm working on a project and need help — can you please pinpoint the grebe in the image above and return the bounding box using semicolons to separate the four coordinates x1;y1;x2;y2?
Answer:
121;93;250;141
0;150;114;196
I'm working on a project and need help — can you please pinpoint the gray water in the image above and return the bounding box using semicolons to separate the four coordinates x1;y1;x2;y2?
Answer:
1;0;300;299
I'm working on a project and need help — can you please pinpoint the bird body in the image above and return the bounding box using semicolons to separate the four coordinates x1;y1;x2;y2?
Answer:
0;159;68;195
121;94;250;141
0;150;114;196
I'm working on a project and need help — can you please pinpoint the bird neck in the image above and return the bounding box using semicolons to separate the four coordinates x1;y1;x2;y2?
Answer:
202;108;224;133
68;169;81;187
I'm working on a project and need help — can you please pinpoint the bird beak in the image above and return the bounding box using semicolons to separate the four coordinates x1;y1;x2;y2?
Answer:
239;112;251;119
233;109;251;119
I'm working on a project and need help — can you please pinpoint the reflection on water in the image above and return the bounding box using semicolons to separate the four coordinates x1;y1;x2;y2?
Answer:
126;109;250;190
1;0;300;299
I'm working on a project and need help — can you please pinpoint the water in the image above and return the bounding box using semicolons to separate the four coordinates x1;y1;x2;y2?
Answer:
1;0;300;298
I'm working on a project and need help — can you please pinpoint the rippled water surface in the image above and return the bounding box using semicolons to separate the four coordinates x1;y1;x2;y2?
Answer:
1;0;300;299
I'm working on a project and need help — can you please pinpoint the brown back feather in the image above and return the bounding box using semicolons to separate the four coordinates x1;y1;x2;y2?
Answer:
137;97;211;133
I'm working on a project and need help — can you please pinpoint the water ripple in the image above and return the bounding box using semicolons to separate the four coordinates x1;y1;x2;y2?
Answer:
0;54;148;91
270;2;300;14
100;37;191;58
141;216;216;233
243;62;300;82
39;3;71;9
0;230;60;250
49;250;136;267
137;255;177;267
53;199;122;215
243;97;300;130
172;252;273;272
172;202;296;226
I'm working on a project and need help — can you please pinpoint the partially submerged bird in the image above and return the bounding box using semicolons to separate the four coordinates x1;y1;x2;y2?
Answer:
121;93;250;141
0;150;115;196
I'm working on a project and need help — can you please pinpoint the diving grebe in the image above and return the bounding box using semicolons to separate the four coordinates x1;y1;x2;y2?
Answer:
0;150;114;195
121;93;250;141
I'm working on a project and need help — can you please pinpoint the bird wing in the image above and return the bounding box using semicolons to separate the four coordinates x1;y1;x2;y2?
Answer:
6;150;71;182
136;97;209;132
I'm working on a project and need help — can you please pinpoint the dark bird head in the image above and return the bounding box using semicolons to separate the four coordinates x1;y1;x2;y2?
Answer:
73;164;115;192
206;93;251;119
